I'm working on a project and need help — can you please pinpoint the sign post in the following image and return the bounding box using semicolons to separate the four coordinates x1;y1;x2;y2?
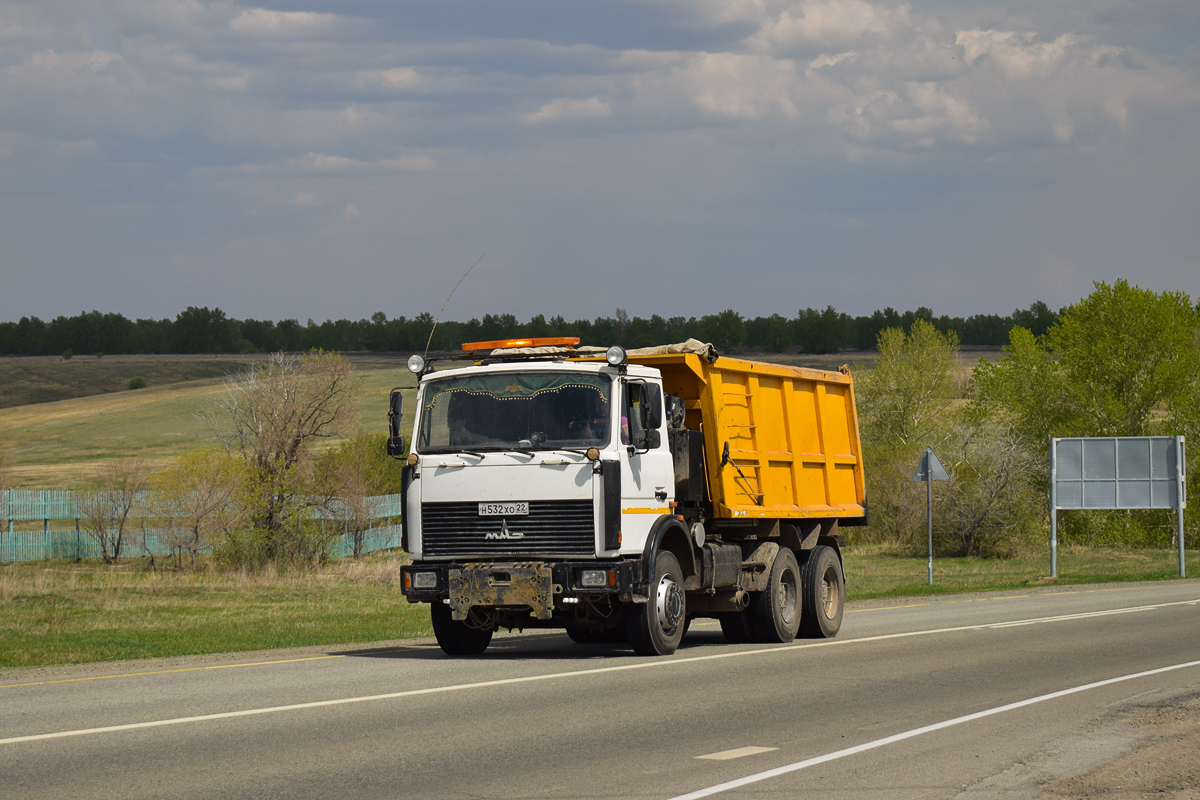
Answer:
912;446;950;585
1050;436;1187;579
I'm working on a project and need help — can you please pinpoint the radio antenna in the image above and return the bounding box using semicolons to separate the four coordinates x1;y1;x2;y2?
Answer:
425;253;485;358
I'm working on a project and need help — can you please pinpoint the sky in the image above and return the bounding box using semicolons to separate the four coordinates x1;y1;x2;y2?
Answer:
2;0;1199;324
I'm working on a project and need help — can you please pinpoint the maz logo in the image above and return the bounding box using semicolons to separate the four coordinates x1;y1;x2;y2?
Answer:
485;519;525;540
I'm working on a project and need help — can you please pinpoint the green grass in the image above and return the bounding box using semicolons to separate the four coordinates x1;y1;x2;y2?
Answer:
2;546;1196;670
0;556;432;670
844;543;1199;600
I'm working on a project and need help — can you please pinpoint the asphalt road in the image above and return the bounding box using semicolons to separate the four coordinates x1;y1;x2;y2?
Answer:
3;581;1200;800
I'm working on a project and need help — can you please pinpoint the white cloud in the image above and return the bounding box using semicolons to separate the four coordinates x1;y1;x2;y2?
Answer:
355;67;424;92
808;51;857;69
749;0;916;53
299;152;436;171
208;74;250;90
521;97;613;124
956;30;1108;79
888;82;989;143
229;9;338;36
2;49;145;97
681;53;804;119
340;202;359;220
288;191;320;207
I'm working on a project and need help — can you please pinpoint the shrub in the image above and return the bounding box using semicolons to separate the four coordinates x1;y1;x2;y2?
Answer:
128;377;147;390
61;349;74;360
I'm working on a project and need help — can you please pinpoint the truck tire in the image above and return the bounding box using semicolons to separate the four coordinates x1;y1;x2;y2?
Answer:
431;603;494;656
626;551;686;656
751;548;802;643
717;609;756;643
798;545;844;638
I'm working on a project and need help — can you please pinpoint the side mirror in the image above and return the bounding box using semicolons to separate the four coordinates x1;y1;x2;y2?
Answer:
387;388;405;459
634;429;661;450
634;384;663;450
641;383;662;430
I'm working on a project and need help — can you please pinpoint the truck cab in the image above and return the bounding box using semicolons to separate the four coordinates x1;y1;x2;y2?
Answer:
389;338;865;656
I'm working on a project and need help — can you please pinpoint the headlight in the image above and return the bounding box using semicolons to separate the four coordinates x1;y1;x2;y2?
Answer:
407;354;427;374
413;572;438;590
580;569;606;588
605;345;627;367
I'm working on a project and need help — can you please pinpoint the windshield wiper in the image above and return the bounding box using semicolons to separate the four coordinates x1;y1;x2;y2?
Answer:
456;450;487;458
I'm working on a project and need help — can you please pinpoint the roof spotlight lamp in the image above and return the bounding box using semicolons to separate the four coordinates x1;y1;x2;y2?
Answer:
605;345;627;367
407;354;427;374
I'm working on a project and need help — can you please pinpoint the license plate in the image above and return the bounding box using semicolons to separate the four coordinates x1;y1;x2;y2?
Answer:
478;502;528;516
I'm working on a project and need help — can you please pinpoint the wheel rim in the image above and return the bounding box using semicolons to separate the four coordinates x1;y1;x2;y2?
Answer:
655;573;684;634
777;568;798;625
819;564;840;618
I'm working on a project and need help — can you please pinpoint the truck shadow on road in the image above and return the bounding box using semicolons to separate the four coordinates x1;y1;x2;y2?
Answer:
328;628;733;662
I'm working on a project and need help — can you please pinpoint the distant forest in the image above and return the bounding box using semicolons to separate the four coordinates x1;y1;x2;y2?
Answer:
0;303;1059;356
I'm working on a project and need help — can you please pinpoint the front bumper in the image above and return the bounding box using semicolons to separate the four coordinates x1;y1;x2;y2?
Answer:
401;560;641;620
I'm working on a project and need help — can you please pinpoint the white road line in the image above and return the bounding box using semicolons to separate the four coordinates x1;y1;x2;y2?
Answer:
2;597;1197;747
986;605;1157;628
696;746;778;761
667;658;1200;800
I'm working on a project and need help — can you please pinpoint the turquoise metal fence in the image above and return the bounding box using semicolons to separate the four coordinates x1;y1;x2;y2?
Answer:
2;489;404;563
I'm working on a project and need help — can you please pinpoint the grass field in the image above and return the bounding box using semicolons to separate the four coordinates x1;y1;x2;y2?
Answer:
0;355;417;487
2;545;1194;670
0;355;256;409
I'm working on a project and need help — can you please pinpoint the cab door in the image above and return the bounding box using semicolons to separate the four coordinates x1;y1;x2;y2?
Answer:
618;379;675;554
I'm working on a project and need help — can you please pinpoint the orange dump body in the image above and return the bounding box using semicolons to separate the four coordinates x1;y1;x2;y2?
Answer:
628;353;866;521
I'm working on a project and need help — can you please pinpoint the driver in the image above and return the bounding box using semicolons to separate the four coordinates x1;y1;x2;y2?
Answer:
569;392;608;441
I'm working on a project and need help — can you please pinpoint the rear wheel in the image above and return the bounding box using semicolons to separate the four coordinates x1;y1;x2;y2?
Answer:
717;608;756;644
751;548;802;643
627;551;686;656
431;603;494;656
798;545;844;638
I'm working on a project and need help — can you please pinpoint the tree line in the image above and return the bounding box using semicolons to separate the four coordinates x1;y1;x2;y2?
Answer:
0;302;1061;357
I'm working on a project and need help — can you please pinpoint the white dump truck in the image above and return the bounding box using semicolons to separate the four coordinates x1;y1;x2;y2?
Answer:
387;337;867;656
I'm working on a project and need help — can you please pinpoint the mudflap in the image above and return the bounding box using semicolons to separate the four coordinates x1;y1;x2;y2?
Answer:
448;563;555;621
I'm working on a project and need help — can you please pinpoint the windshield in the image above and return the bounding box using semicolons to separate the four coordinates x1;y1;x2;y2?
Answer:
417;371;612;453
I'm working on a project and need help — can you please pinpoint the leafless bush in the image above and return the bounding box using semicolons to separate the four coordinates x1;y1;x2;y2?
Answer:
205;351;358;567
78;459;149;564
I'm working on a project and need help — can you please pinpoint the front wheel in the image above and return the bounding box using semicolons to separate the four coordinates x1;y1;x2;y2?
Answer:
431;603;494;656
798;545;844;638
627;551;686;656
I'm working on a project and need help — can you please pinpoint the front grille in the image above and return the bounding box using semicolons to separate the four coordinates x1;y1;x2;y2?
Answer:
421;500;595;558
